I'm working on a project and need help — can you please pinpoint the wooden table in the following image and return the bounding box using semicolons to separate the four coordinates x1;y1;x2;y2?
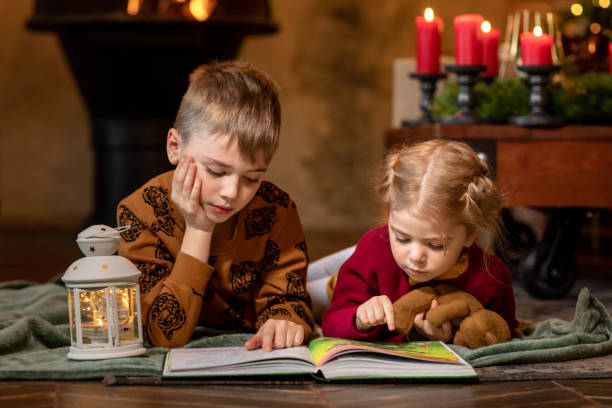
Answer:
386;124;612;209
386;124;612;298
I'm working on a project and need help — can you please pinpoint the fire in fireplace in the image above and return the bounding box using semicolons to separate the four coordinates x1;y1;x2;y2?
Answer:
125;0;217;21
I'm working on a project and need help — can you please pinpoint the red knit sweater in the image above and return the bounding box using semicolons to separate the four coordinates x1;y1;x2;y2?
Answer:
321;226;518;342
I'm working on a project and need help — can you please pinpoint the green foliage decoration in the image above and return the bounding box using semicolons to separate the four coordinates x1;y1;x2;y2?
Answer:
430;82;459;118
474;78;530;122
431;72;612;124
431;78;529;122
549;73;612;124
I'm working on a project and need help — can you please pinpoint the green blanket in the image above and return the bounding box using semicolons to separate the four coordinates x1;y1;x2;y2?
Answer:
0;280;610;380
450;286;612;367
0;279;253;380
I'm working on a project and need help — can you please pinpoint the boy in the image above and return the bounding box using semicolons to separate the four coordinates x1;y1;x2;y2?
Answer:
116;61;314;350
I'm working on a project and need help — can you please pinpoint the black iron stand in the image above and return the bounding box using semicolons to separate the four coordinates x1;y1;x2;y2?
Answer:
518;209;586;299
440;64;487;124
478;75;496;85
402;72;446;126
510;65;563;128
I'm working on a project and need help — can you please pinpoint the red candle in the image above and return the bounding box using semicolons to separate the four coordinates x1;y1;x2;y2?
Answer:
481;21;499;76
520;27;553;65
415;8;442;73
454;14;484;65
609;42;612;74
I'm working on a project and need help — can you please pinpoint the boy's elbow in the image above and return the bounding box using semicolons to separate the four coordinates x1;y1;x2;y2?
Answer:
151;337;187;348
146;326;189;348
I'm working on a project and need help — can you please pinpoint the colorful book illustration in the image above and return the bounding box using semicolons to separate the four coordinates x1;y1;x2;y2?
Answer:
162;337;477;380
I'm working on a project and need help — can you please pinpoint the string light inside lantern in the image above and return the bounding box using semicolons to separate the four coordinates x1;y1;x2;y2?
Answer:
62;225;146;360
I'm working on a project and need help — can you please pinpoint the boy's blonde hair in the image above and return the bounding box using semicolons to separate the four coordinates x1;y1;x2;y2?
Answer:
174;61;281;164
378;139;503;243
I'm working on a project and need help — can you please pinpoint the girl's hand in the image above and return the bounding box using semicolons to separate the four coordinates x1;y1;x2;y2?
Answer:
413;299;452;342
244;319;305;352
355;295;395;332
172;157;214;233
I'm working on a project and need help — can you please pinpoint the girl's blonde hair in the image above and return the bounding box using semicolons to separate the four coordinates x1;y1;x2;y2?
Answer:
174;61;281;164
377;139;503;245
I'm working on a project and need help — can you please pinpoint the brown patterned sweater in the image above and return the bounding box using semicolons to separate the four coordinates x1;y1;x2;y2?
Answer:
116;171;314;348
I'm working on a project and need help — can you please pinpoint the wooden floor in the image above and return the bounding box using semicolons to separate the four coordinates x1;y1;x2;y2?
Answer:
1;227;612;407
2;378;612;407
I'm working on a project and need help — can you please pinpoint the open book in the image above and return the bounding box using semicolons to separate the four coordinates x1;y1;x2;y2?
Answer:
162;337;477;380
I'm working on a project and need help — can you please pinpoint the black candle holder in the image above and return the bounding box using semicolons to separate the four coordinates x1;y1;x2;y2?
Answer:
439;64;487;124
478;75;496;85
509;65;563;128
402;72;447;126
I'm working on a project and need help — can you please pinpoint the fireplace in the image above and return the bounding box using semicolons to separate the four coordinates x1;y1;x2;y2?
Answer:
28;0;278;226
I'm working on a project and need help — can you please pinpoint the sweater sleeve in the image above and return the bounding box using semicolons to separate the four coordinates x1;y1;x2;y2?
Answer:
480;257;519;331
321;237;396;341
117;201;215;348
252;201;315;341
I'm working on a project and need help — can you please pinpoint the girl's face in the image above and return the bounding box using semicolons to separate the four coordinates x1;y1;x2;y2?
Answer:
179;132;268;225
388;208;475;283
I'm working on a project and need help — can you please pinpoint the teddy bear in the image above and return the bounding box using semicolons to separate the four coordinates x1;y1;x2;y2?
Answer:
393;283;511;349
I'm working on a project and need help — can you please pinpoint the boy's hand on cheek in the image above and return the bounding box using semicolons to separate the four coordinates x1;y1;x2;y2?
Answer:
172;157;214;232
413;300;452;342
355;295;395;332
244;319;305;352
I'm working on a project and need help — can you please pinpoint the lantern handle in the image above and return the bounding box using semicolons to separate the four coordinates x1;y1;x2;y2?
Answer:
81;225;131;239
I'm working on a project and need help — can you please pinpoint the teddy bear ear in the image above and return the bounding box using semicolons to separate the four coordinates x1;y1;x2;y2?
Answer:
392;311;414;336
392;287;437;336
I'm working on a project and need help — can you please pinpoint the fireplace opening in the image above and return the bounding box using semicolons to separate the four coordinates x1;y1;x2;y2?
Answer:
28;0;278;226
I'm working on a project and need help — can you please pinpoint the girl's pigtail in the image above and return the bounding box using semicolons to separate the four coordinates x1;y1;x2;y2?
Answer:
377;149;402;207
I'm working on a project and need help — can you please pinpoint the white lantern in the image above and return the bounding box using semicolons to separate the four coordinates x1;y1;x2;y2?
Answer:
62;225;146;360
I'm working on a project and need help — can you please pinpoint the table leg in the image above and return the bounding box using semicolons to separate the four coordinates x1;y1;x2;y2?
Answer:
518;209;586;298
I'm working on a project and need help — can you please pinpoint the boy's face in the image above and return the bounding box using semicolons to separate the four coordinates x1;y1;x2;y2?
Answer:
176;131;268;225
388;208;475;283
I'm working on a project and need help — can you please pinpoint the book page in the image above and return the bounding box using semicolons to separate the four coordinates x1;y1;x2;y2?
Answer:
166;346;315;373
308;337;461;367
319;353;477;380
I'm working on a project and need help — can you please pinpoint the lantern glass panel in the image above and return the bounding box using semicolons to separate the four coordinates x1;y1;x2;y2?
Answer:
115;286;140;343
68;289;76;344
79;288;110;344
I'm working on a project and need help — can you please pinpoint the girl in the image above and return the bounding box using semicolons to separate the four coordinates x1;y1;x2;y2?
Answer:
321;139;518;342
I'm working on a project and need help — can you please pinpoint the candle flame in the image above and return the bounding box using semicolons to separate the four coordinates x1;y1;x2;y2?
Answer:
481;21;491;33
533;26;543;36
424;8;434;22
190;0;216;22
126;0;141;16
